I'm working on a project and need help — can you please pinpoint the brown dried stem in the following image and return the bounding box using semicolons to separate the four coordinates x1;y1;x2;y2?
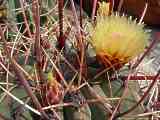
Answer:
114;68;160;118
19;0;32;38
70;0;86;85
91;0;97;21
80;0;83;28
32;0;46;91
58;0;65;49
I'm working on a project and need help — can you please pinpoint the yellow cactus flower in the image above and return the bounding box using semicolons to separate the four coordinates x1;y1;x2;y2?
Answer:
90;11;149;69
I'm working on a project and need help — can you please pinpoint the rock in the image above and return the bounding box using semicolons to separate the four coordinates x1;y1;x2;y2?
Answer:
122;0;160;25
70;0;160;25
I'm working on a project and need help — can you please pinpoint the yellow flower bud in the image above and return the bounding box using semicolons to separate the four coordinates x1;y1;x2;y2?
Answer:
98;1;110;16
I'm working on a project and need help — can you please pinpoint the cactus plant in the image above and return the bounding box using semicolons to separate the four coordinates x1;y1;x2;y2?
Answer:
0;0;159;120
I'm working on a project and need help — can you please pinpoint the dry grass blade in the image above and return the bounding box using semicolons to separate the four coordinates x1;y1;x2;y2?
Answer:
0;85;41;116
